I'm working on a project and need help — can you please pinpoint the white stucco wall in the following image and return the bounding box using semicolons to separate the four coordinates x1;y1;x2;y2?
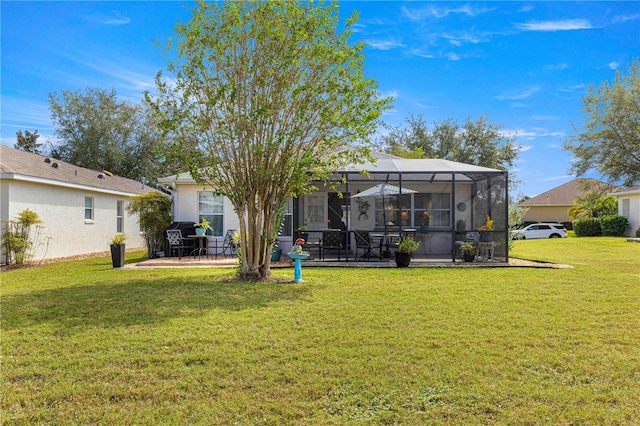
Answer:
1;179;145;262
616;192;640;237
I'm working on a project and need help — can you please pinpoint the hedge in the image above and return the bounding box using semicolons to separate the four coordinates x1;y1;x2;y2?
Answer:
573;217;602;237
600;214;630;237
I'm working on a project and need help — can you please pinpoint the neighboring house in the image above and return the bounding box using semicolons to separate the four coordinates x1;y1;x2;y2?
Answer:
610;185;640;237
0;145;153;264
519;178;616;227
158;153;510;262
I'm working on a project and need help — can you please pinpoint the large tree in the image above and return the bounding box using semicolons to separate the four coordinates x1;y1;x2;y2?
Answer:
48;87;171;183
15;130;42;154
378;114;520;171
564;59;640;187
149;0;390;281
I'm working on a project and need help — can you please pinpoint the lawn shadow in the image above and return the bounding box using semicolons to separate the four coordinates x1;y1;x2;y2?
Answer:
2;276;313;332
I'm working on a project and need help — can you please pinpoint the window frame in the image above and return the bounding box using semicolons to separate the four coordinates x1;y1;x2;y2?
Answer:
116;200;124;233
84;196;94;223
197;192;224;237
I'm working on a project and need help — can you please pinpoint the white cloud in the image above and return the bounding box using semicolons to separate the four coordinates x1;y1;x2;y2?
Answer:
409;48;435;59
611;13;640;23
518;5;535;13
378;90;399;100
519;145;533;152
608;61;620;70
530;115;561;121
544;63;569;71
542;175;571;182
495;87;540;100
558;83;587;93
88;11;131;26
366;39;404;51
446;52;461;61
515;19;594;32
401;4;493;21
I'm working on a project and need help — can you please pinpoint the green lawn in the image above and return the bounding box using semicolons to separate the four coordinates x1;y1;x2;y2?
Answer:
2;237;639;424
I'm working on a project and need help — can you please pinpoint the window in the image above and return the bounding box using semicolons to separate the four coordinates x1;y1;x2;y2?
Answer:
84;197;94;221
198;192;223;236
116;200;124;233
413;193;450;228
307;195;325;225
622;199;630;218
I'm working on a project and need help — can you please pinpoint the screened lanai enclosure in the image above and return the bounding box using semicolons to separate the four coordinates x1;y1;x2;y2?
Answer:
288;155;509;263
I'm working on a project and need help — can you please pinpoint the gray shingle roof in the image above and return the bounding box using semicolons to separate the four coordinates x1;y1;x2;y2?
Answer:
1;144;154;195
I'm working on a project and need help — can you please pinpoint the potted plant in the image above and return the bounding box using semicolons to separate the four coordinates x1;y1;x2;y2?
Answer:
194;217;213;236
110;233;127;268
395;236;420;267
295;225;309;242
271;239;283;261
420;211;431;233
460;242;477;262
477;215;494;242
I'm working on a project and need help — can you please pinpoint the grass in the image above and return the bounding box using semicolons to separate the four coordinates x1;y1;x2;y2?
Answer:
1;238;639;424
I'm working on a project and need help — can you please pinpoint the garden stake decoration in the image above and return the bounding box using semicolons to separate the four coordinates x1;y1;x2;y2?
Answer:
287;238;310;282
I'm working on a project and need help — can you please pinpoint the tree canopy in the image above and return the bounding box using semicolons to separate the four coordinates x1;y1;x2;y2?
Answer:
377;114;520;171
48;87;173;184
564;59;640;187
149;0;390;281
15;130;42;154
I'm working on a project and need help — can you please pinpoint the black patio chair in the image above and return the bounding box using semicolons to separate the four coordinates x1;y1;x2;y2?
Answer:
166;229;192;259
221;229;237;257
321;229;342;261
354;230;383;260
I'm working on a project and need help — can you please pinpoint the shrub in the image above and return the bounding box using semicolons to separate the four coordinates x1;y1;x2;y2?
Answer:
1;209;44;265
127;192;172;258
599;215;629;236
636;227;640;238
573;217;602;237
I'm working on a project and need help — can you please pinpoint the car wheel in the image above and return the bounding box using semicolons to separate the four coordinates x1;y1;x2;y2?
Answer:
549;234;560;238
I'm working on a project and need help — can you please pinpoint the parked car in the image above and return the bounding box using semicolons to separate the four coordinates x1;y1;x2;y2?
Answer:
511;223;568;240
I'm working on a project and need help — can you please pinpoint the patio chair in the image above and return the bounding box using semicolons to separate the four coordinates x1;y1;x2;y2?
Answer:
221;229;237;257
321;229;342;261
166;229;192;259
354;230;382;260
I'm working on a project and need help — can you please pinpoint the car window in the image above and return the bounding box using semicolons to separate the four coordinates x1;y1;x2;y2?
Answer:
539;225;551;230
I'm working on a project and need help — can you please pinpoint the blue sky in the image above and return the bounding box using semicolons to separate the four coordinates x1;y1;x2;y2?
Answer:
2;1;638;197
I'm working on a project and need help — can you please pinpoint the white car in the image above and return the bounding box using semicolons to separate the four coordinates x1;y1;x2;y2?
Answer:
511;223;568;240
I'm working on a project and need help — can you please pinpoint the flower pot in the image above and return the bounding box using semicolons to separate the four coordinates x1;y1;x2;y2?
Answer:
479;231;493;242
462;252;475;262
271;247;283;262
195;228;206;236
395;251;411;267
420;225;429;233
110;244;125;268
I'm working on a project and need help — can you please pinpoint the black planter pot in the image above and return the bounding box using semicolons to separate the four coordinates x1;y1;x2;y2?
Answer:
395;251;411;267
462;252;475;262
111;244;126;268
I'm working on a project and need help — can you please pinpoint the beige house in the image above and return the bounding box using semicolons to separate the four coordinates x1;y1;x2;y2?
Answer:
0;145;152;264
519;178;615;226
610;186;640;237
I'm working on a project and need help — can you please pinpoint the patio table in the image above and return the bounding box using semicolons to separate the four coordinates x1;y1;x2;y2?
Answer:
371;232;400;258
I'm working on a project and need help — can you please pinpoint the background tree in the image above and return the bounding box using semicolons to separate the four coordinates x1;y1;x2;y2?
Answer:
568;191;618;220
564;59;640;187
149;0;390;281
378;114;520;170
127;192;172;259
48;87;173;184
15;130;42;154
